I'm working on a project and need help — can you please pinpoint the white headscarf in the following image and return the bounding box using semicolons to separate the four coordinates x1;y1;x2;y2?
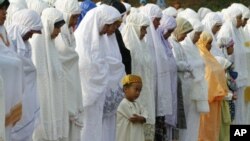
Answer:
178;8;200;20
230;3;250;20
122;13;156;124
7;9;42;141
55;0;81;25
75;4;121;108
180;16;209;113
202;12;224;57
162;6;177;17
54;0;83;133
27;0;49;15
217;6;248;87
7;9;42;58
30;8;69;140
141;3;174;117
198;7;212;20
42;0;57;7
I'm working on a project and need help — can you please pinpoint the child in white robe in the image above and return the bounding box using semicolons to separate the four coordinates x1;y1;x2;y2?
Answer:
116;75;148;141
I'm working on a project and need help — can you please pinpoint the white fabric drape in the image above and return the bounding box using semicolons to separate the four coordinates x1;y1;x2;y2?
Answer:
122;13;155;125
7;9;42;141
27;0;49;15
54;0;83;140
0;76;5;141
31;8;69;140
74;4;121;141
162;6;177;18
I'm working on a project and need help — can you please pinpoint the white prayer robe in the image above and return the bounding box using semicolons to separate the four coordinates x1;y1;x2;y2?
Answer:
0;75;5;141
7;9;42;141
54;1;84;140
179;18;209;141
0;26;23;141
116;99;147;141
31;8;69;141
218;7;248;124
74;5;122;141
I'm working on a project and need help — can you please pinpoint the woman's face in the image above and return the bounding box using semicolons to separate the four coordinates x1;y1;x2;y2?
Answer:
51;27;61;39
139;26;148;40
0;6;7;25
69;14;80;28
22;30;41;41
206;39;213;51
192;31;202;43
153;17;161;30
177;30;192;42
242;18;248;27
163;28;174;39
236;15;242;28
212;24;221;35
227;44;234;55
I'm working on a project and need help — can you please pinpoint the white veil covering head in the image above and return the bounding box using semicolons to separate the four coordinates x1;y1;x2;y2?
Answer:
7;9;42;58
54;0;84;133
217;36;234;58
75;4;121;108
5;0;27;27
162;6;177;17
217;6;248;87
178;8;200;21
202;12;224;57
198;7;212;20
27;0;49;15
30;8;70;140
122;13;157;124
158;14;176;35
55;0;81;25
230;3;250;20
141;3;175;117
180;15;209;113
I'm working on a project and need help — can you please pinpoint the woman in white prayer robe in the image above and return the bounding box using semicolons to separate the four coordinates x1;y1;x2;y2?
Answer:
30;8;69;141
0;1;24;140
202;12;224;57
7;9;42;141
54;0;84;141
141;4;173;140
179;16;209;141
122;11;155;141
74;4;122;141
218;6;248;124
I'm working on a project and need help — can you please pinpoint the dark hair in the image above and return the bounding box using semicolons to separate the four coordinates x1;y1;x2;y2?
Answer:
0;0;9;9
111;1;126;14
54;20;65;28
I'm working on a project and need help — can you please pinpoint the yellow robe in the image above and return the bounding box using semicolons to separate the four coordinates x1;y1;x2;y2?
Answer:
196;32;228;141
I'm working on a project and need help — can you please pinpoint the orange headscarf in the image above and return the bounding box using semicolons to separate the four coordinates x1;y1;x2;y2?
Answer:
196;31;228;103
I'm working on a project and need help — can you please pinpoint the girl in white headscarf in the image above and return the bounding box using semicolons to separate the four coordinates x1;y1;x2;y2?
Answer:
202;12;224;57
30;8;68;141
7;9;42;141
218;6;248;125
122;12;155;141
74;4;122;141
141;4;173;140
54;0;83;140
156;15;177;141
179;16;209;141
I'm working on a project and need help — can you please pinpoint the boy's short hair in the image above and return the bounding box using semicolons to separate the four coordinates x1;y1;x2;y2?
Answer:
122;75;142;86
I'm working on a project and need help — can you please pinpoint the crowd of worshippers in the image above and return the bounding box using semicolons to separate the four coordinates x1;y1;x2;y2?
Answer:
1;0;250;141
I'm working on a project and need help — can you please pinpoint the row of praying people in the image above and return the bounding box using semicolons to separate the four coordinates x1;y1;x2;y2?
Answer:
1;0;250;141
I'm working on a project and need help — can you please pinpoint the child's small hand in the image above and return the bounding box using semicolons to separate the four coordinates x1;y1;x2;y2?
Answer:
129;114;146;124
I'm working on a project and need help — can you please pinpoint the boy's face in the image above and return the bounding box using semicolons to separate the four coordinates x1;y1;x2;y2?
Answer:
124;82;142;102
